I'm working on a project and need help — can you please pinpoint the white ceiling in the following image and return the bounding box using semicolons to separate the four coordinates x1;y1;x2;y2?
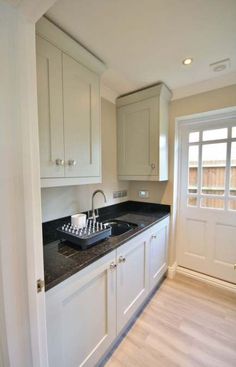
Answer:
46;0;236;99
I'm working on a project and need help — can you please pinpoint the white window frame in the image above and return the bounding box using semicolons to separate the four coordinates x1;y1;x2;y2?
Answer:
186;121;236;211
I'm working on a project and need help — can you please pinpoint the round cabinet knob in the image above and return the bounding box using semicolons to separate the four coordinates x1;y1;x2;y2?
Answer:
118;256;126;263
151;163;156;170
152;235;157;239
55;159;64;166
68;159;77;166
110;262;117;270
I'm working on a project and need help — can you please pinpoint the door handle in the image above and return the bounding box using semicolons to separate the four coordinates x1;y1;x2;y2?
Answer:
68;159;77;166
55;159;64;166
118;256;126;263
110;262;117;270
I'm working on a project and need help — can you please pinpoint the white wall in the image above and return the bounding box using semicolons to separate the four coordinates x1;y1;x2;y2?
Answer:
41;98;129;222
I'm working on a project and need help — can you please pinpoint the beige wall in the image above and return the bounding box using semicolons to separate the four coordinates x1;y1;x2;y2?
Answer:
130;84;236;206
41;98;129;222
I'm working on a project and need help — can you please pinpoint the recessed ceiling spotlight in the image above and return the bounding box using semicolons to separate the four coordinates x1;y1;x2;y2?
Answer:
183;58;193;65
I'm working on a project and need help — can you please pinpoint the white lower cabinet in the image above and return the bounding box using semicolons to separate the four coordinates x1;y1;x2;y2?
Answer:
46;252;116;367
116;235;148;333
148;217;169;291
46;217;169;367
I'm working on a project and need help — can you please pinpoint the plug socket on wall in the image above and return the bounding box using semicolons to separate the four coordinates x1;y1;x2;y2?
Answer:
113;190;128;199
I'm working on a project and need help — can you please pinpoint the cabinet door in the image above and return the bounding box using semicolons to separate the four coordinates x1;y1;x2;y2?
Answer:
149;218;169;291
46;252;116;367
36;36;64;178
117;98;158;177
63;53;101;178
116;236;148;333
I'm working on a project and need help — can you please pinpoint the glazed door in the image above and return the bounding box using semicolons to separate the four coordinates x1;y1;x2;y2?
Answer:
177;118;236;283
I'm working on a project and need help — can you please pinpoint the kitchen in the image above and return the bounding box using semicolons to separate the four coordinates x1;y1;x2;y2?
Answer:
1;1;236;367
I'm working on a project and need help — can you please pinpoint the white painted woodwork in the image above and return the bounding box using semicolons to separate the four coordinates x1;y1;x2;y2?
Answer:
46;252;116;367
36;17;106;76
148;217;169;291
45;217;169;367
116;235;148;333
0;2;60;367
117;84;171;181
63;53;101;178
177;110;236;283
36;36;64;178
36;18;105;187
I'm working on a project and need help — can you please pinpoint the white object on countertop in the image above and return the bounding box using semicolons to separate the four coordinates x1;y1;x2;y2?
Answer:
71;213;87;228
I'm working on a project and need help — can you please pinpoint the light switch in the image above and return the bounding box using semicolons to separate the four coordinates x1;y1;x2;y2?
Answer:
139;190;149;198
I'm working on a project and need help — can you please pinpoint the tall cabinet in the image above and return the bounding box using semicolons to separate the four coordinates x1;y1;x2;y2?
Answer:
36;17;106;187
117;84;172;181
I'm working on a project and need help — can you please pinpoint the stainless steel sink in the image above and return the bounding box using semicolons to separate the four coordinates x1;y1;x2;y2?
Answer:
102;219;137;237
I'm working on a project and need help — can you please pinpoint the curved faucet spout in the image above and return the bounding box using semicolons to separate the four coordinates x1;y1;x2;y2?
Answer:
91;190;107;220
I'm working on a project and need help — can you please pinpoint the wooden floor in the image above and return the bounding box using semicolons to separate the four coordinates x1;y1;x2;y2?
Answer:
105;274;236;367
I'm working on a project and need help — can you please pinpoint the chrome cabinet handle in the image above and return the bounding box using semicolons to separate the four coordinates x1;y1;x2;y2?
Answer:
118;256;126;263
151;163;156;169
110;262;117;270
68;159;77;166
55;159;64;166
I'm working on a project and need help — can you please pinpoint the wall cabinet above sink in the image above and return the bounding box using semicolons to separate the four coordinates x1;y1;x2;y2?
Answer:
36;17;106;188
117;83;172;181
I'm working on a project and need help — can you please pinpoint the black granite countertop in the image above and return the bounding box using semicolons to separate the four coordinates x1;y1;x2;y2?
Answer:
43;201;170;291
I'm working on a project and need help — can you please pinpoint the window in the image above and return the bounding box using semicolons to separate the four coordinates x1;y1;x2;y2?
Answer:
187;125;236;210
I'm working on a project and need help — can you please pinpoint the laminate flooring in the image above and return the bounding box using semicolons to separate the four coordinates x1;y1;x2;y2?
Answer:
105;274;236;367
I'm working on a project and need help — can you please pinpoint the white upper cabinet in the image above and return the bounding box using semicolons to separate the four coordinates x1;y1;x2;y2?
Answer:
36;36;64;178
117;84;172;181
36;17;106;187
63;54;100;178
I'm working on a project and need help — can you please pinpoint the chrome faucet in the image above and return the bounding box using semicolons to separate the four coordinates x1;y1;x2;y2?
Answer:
89;190;107;221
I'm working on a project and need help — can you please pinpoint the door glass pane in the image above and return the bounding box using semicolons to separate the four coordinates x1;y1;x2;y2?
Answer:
228;200;236;211
188;145;198;194
201;143;226;195
232;127;236;138
189;132;199;143
188;196;197;207
201;198;224;209
230;142;236;196
202;128;227;141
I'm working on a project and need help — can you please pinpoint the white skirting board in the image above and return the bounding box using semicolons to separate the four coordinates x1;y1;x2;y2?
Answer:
167;262;177;279
174;265;236;294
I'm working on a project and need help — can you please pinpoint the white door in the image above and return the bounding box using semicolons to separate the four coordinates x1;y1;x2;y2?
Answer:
46;252;116;367
116;236;148;333
177;115;236;283
63;53;101;178
149;218;169;291
117;98;158;177
36;36;65;178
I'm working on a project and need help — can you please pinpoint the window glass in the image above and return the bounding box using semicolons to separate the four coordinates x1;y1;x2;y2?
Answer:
228;200;236;211
230;142;236;196
187;197;197;207
201;198;224;209
188;145;198;194
201;143;226;195
202;128;227;141
189;132;199;143
232;127;236;138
